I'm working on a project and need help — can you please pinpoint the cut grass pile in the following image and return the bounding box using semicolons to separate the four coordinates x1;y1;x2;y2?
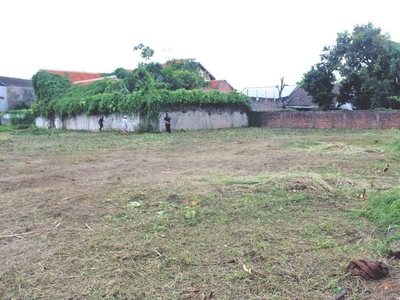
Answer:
1;127;400;299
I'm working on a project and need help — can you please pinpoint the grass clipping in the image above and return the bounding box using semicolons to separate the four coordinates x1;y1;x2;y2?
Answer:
212;172;334;193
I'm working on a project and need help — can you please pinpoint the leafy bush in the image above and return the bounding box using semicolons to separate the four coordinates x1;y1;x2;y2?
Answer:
31;71;71;118
40;85;250;122
9;109;36;129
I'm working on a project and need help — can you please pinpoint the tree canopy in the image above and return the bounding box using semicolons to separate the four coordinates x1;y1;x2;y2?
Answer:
300;23;400;109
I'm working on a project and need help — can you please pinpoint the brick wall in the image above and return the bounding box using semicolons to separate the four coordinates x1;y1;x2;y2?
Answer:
256;111;400;129
250;97;283;112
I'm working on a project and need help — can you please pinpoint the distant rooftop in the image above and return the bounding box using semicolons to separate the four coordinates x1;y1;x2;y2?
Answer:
0;76;31;87
242;85;297;99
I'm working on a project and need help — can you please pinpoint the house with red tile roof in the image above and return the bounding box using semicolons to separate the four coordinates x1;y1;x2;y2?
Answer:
203;80;234;93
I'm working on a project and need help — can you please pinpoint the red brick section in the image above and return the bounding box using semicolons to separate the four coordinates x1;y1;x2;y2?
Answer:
260;111;400;129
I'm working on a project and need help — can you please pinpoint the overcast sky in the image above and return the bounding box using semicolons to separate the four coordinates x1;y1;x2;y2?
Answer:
2;0;400;91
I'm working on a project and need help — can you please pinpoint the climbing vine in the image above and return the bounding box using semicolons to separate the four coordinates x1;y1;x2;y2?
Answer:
31;60;251;121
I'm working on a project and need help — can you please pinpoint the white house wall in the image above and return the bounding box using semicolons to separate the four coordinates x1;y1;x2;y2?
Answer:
0;86;8;111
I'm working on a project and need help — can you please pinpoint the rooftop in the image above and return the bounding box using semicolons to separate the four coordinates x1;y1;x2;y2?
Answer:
40;69;103;83
241;85;298;99
0;76;32;87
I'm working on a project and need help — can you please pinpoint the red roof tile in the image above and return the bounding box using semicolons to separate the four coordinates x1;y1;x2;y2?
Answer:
40;69;102;83
203;80;234;93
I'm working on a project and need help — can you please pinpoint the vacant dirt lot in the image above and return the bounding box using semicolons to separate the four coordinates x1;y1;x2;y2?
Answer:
1;127;400;299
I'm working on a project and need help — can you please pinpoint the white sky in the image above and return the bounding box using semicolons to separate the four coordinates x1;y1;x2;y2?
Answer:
2;0;400;91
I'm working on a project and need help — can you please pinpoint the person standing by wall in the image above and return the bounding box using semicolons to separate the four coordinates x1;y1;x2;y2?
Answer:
121;115;128;135
164;113;171;133
98;116;105;131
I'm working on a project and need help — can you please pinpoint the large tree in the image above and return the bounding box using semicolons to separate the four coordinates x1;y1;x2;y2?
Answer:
160;60;206;90
130;46;207;91
301;23;400;109
299;64;335;109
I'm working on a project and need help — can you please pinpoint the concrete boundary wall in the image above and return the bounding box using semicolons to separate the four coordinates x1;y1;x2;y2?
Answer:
35;105;249;132
159;109;248;132
259;110;400;129
36;114;141;131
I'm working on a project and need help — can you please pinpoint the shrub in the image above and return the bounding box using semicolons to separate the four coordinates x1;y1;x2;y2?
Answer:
10;109;36;129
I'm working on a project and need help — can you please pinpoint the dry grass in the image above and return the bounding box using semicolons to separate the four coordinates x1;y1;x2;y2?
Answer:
1;127;400;299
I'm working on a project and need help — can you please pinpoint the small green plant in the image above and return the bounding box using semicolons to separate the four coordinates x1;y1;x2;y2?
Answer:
184;206;196;219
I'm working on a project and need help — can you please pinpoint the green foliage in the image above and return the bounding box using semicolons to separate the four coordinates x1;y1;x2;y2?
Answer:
299;63;335;109
301;22;400;109
160;59;207;90
9;109;36;129
50;78;128;117
135;59;207;91
162;69;204;90
35;82;250;122
133;43;155;60
184;207;197;219
0;125;11;132
363;189;400;230
13;101;31;110
33;80;250;123
114;68;134;92
31;71;72;118
131;67;154;91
